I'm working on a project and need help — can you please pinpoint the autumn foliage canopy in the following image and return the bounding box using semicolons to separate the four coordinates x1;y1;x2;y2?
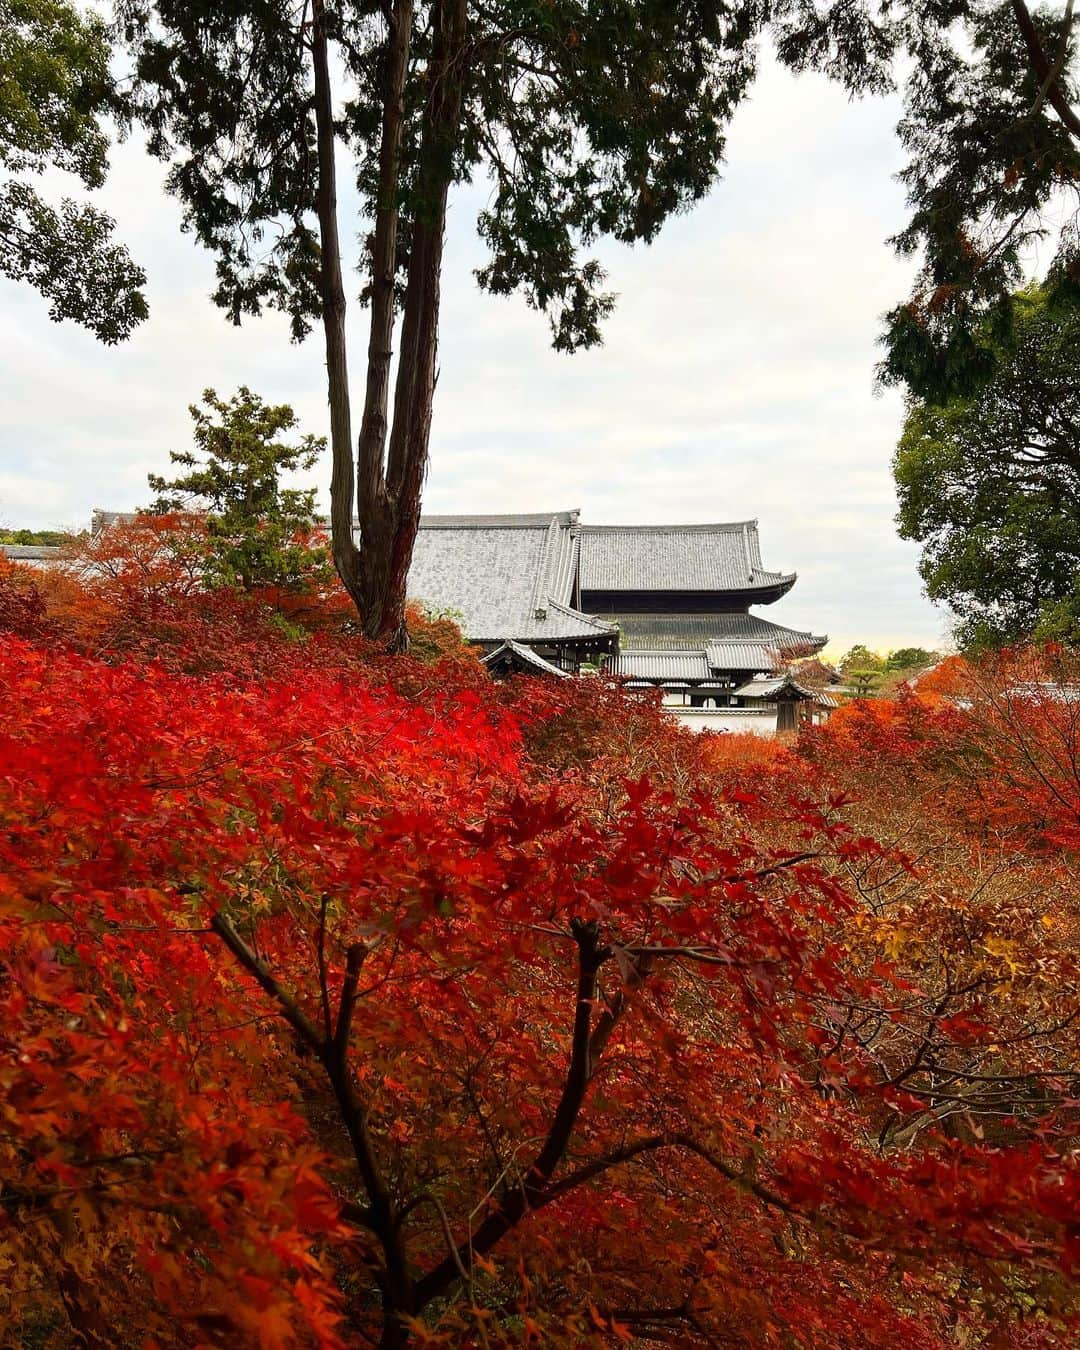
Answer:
1;530;1078;1347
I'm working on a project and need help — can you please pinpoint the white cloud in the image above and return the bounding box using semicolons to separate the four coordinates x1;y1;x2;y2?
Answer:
0;53;946;651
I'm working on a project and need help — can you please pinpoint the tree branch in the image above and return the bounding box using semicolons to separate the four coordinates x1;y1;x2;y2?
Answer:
210;913;412;1321
413;917;611;1308
210;912;326;1051
535;1133;793;1218
1010;0;1080;140
333;939;374;1061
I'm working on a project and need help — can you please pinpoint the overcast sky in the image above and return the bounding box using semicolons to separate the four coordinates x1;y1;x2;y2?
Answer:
0;52;953;657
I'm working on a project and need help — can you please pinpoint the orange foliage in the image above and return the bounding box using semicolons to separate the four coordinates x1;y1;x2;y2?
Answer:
913;653;970;698
700;728;791;772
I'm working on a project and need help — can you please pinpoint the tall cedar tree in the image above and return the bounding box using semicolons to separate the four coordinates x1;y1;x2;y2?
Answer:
118;2;756;646
895;287;1080;647
148;386;330;593
0;0;146;340
117;1;1079;643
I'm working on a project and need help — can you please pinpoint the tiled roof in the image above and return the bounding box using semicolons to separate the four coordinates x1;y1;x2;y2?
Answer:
84;507;820;661
579;521;794;594
705;642;790;674
406;512;614;645
1;544;63;561
616;611;826;656
607;650;713;682
482;640;571;678
420;511;580;529
730;674;818;701
92;508;135;533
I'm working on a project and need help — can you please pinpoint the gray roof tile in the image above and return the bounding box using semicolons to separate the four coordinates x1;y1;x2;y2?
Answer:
616;612;826;655
1;544;63;561
607;650;714;682
406;514;614;645
579;521;794;593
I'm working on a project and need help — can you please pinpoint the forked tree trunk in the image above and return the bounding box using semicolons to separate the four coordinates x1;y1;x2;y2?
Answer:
312;0;467;651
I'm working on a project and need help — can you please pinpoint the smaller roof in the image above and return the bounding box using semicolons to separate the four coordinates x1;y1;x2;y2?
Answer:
92;508;136;533
616;612;827;656
730;674;820;702
1;544;62;561
704;641;792;674
607;650;713;683
483;640;571;679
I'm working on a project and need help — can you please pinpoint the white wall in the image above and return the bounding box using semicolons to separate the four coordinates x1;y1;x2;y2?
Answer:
667;706;778;737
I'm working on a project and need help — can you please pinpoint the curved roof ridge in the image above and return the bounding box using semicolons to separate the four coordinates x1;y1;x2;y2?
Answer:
419;510;579;529
578;519;758;535
544;597;618;633
529;518;557;616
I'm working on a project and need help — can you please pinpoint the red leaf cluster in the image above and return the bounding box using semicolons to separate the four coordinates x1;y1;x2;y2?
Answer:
1;557;1077;1346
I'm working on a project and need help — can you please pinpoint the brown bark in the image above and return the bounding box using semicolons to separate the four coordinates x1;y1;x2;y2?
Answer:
314;0;468;649
311;0;361;607
368;0;469;650
1010;0;1080;140
350;0;415;648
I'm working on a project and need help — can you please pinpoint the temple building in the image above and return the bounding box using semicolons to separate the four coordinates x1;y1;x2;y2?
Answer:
408;511;831;733
6;507;831;733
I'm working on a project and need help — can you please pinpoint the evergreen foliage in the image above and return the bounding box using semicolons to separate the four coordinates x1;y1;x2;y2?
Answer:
148;387;330;593
0;0;146;340
895;288;1080;648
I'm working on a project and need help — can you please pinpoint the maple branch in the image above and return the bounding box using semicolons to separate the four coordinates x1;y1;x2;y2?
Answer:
597;1300;709;1341
396;1191;472;1290
210;913;326;1052
333;939;374;1062
317;895;332;1037
413;917;611;1308
589;949;651;1068
319;1018;412;1319
211;914;411;1313
534;1133;793;1218
528;918;612;1180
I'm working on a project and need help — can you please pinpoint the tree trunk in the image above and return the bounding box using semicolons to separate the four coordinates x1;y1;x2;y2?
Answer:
311;0;361;608
369;0;469;650
315;0;466;651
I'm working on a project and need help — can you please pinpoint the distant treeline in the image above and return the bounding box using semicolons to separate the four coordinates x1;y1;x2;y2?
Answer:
0;529;74;547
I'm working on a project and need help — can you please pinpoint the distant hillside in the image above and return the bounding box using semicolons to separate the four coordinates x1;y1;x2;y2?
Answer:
0;529;75;547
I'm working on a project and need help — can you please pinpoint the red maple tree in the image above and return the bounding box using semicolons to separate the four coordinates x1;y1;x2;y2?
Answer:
1;559;1077;1346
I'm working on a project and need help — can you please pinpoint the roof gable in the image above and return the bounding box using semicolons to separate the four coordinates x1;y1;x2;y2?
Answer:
483;640;571;678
